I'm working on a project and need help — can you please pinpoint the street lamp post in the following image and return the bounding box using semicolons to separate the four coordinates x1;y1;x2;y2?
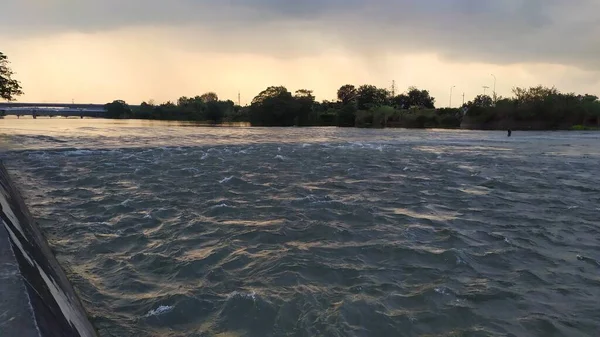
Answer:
449;85;456;108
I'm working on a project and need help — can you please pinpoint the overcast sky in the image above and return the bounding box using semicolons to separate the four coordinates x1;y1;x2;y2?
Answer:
1;0;599;105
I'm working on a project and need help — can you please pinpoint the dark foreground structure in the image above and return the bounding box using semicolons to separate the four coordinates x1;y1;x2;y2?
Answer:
0;162;98;337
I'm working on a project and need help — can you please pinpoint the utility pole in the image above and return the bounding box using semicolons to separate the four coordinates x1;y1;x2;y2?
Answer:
449;85;455;108
391;80;396;97
491;74;497;103
238;91;241;106
462;93;465;106
483;86;489;96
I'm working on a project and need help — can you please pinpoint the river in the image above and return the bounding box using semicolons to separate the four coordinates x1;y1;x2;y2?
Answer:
1;117;599;337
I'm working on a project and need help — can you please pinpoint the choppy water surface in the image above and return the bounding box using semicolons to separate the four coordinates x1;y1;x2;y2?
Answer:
2;118;600;337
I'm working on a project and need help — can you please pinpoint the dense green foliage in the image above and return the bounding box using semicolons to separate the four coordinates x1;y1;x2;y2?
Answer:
105;93;243;124
105;84;599;130
463;86;600;129
0;52;23;101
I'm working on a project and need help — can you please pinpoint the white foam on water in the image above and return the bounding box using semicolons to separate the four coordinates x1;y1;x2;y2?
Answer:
227;291;257;301
120;199;132;206
145;305;174;317
435;287;450;295
219;176;234;184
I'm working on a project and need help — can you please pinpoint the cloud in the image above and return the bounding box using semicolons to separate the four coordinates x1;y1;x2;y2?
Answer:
1;0;599;71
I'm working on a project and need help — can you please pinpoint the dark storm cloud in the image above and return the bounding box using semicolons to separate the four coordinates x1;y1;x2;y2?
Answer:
2;0;599;70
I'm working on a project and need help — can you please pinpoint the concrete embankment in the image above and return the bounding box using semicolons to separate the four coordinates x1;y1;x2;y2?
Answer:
0;161;98;337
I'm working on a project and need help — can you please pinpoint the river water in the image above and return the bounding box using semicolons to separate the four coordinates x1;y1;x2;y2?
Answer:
1;118;599;337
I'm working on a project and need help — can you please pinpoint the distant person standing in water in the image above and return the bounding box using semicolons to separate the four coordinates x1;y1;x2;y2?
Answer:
507;129;512;137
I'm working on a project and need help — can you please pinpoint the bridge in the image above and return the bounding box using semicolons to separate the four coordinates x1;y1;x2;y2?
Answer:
0;102;108;118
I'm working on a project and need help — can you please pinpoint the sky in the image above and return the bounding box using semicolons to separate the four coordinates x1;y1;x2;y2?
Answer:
1;0;599;106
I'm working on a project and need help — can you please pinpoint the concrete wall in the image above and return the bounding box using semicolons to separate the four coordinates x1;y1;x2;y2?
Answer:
0;162;98;337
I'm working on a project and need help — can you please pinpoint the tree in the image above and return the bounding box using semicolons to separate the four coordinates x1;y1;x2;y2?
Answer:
470;94;493;108
136;101;155;119
104;100;131;118
336;104;357;127
294;89;316;126
512;85;559;104
356;85;388;110
337;84;357;105
249;86;296;126
294;89;314;100
200;92;219;103
0;52;23;101
391;94;409;109
405;87;435;109
375;88;390;106
578;94;600;126
205;101;223;122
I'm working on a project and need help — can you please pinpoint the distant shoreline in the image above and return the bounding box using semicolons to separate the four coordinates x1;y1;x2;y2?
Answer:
2;115;599;132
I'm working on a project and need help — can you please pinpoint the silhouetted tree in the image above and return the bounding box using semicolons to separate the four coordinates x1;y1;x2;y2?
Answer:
294;89;316;126
356;85;388;110
512;85;559;104
336;104;357;127
391;94;410;109
104;100;131;118
405;87;435;108
137;101;154;119
469;95;493;108
249;86;296;126
337;84;357;105
205;101;223;122
200;92;219;103
0;52;23;101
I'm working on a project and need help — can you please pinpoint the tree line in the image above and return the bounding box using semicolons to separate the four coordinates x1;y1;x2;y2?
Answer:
105;83;600;129
464;87;600;129
104;84;450;128
1;51;598;129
